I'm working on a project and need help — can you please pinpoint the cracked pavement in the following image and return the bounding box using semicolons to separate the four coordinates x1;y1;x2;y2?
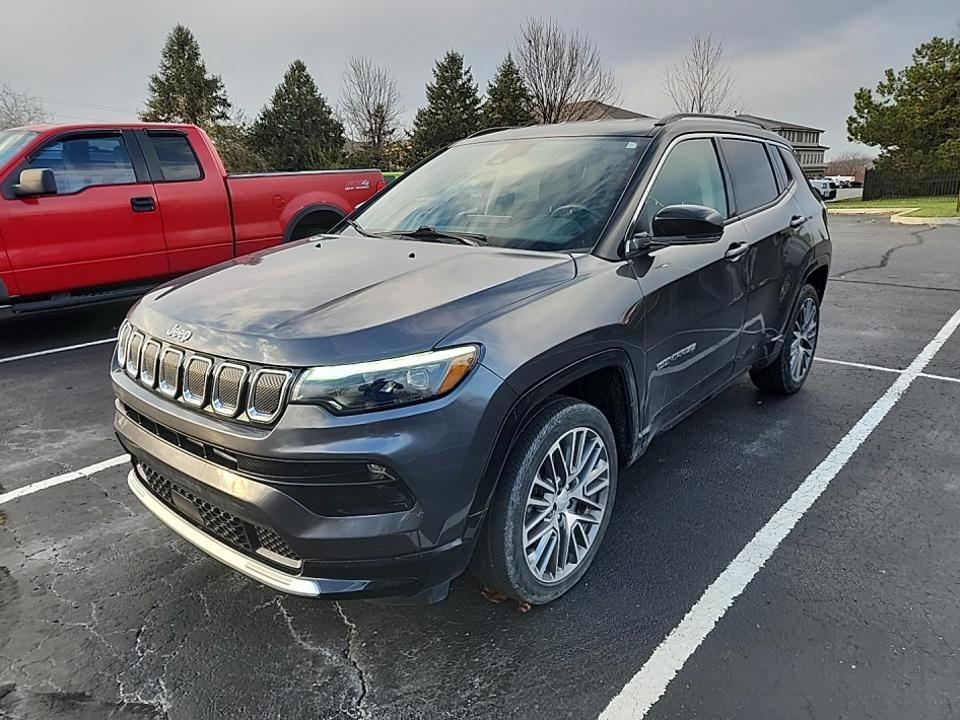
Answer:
1;217;959;719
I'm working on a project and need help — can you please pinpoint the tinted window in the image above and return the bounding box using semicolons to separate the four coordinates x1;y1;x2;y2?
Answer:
148;133;202;181
778;146;799;184
639;138;728;231
768;145;789;191
720;138;779;214
28;134;136;194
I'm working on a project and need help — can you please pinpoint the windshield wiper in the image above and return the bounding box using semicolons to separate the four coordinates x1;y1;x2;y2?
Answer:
388;225;487;246
340;218;381;238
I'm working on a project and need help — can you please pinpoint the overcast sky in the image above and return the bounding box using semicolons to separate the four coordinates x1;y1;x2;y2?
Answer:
1;0;955;157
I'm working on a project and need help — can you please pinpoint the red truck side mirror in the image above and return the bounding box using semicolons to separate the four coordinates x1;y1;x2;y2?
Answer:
14;168;57;197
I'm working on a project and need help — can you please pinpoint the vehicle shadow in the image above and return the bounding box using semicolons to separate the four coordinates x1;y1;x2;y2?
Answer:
0;300;133;358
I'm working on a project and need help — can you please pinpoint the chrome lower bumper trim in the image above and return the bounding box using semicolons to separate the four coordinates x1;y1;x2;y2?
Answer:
128;469;325;597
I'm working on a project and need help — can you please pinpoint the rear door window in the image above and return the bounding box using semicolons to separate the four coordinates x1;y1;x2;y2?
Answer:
720;138;779;215
147;132;202;181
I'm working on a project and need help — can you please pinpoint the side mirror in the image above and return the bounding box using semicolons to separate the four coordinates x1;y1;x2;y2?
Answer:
13;168;57;197
624;204;724;258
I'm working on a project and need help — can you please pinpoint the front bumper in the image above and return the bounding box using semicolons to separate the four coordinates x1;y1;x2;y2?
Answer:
113;360;515;600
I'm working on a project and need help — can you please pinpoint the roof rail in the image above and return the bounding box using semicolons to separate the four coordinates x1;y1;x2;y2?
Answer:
466;126;514;138
654;113;764;129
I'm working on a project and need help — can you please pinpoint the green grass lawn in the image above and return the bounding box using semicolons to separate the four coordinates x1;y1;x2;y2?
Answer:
829;195;960;217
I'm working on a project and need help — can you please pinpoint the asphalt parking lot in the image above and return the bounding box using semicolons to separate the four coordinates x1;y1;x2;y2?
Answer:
1;215;959;720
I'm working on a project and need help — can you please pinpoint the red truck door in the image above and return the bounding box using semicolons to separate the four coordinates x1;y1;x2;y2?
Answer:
1;129;167;297
134;129;233;273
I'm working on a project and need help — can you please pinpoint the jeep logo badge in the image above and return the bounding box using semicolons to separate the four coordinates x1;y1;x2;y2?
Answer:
166;324;193;343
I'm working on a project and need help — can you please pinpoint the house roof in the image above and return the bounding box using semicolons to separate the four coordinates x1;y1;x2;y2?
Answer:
735;113;824;133
564;101;653;120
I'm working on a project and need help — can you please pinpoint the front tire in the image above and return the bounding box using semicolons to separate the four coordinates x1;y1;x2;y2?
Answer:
472;397;618;605
750;284;821;394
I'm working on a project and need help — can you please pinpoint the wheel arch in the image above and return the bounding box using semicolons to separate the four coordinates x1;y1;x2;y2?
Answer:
282;203;347;243
470;349;641;517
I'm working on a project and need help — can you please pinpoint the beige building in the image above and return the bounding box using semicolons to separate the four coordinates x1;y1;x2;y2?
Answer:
736;114;829;177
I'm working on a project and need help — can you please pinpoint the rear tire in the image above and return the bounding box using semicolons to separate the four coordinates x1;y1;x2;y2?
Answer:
472;397;618;605
750;284;820;394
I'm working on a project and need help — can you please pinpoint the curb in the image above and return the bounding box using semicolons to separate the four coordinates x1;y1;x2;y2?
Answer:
828;207;960;225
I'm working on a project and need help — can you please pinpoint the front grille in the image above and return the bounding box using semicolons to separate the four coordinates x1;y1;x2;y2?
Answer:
138;462;301;566
159;348;183;398
248;370;291;422
182;355;212;407
140;340;161;387
125;332;143;377
256;527;298;561
117;323;293;425
212;363;246;416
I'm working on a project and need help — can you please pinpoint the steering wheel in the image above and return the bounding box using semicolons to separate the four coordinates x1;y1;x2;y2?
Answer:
549;203;603;228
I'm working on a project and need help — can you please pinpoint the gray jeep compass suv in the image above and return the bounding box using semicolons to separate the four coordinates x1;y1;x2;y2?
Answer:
112;114;831;605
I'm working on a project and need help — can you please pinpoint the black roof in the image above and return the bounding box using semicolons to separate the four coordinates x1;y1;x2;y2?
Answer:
460;115;786;145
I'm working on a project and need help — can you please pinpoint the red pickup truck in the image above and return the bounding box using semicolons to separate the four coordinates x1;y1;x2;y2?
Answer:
0;123;383;314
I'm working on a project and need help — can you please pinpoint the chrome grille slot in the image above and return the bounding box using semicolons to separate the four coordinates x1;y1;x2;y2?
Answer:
158;347;184;398
116;322;131;366
212;362;247;417
182;355;213;407
140;340;161;388
248;369;291;423
125;332;144;378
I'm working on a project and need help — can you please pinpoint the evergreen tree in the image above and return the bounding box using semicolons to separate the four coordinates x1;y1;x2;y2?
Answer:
848;37;960;172
406;51;481;164
142;25;231;125
482;54;534;128
250;60;344;171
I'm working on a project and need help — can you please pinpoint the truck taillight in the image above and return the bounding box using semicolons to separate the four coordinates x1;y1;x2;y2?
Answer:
376;180;385;192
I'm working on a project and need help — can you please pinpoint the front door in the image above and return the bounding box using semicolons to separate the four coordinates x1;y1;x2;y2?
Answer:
1;130;167;297
630;137;749;431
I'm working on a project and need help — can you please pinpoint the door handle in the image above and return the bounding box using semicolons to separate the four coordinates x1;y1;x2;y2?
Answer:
130;196;156;213
724;242;750;261
789;214;806;229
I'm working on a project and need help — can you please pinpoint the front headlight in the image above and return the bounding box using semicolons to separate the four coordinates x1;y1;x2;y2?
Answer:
291;345;479;414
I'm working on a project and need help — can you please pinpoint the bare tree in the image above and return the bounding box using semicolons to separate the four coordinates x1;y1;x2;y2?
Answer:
514;17;621;123
664;33;739;115
339;56;402;164
825;151;874;177
0;84;50;129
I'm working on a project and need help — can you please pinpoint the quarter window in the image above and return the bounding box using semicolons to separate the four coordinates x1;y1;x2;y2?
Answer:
768;145;790;192
27;134;136;194
639;138;728;232
147;132;202;181
720;138;779;214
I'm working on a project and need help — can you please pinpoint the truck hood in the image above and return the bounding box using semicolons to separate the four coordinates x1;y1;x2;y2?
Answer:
132;236;576;366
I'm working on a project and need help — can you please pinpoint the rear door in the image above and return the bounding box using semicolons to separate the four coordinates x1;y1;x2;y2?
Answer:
719;138;804;371
0;130;167;297
134;129;233;273
632;136;750;430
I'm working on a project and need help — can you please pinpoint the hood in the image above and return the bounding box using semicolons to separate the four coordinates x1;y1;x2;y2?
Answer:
132;236;575;366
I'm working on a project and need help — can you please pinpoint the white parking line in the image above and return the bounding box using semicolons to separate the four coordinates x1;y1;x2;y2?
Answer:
0;337;116;365
600;306;960;720
816;357;904;374
0;455;129;506
818;357;960;384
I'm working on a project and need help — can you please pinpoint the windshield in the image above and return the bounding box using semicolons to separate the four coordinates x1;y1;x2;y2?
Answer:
351;135;649;252
0;130;38;167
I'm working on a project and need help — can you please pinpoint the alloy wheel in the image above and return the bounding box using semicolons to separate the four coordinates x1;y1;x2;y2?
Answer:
522;427;611;584
789;296;819;384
